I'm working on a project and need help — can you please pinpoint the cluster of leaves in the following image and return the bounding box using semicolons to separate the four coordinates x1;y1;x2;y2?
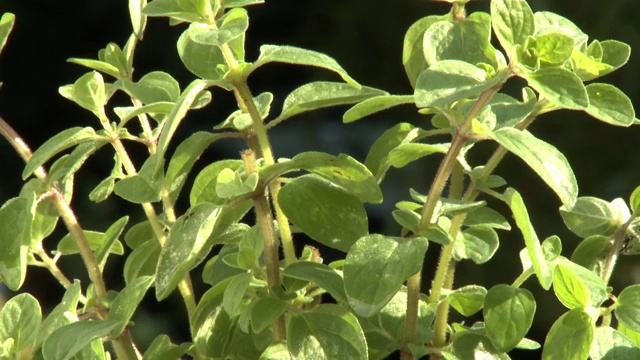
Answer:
0;0;639;359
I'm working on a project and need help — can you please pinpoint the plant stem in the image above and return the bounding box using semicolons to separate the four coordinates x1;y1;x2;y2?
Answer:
242;150;287;340
0;117;138;360
402;82;505;359
602;215;637;285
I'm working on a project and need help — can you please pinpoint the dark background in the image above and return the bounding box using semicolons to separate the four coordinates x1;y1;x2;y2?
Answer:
1;0;640;358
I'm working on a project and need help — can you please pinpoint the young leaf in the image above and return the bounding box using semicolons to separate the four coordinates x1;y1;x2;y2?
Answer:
532;32;575;65
559;197;618;238
33;281;82;352
524;67;588;110
259;342;291;360
108;275;154;337
402;15;448;88
553;264;590;309
558;258;608;307
490;0;534;56
542;307;596;360
22;127;102;180
262;152;382;204
123;71;180;104
278;175;368;253
250;297;287;334
287;304;368;359
452;226;499;264
155;203;222;300
463;207;511;230
492;128;578;207
414;60;503;108
47;141;107;186
600;40;631;75
191;160;244;206
616;285;640;333
186;8;248;47
447;285;487;317
0;293;41;352
177;30;226;80
0;197;29;291
129;0;147;39
58;71;108;118
388;143;450;168
534;11;588;49
142;0;202;23
344;234;428;317
630;186;640;215
589;326;640;360
251;45;360;88
570;235;611;272
423;13;497;67
42;320;121;360
364;123;425;182
282;261;347;303
142;335;190;360
343;95;414;123
504;188;552;289
0;13;16;56
165;131;221;204
272;82;387;125
585;83;635;127
484;284;536;352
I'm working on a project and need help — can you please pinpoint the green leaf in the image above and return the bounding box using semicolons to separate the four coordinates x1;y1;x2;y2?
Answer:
142;0;202;23
585;83;635;127
343;95;414;123
192;280;236;358
553;264;590;309
157;79;211;156
402;15;448;88
447;285;487;317
423;13;497;67
542;307;596;360
94;216;129;269
484;284;536;352
278;175;368;253
415;60;502;108
364;123;425;183
177;29;226;80
187;8;247;47
0;293;41;351
273;81;387;124
263;152;382;204
532;32;575;65
344;234;428;317
67;58;121;80
259;342;291;360
222;272;251;317
616;285;640;333
223;0;264;8
215;168;258;199
23;127;101;180
287;304;368;359
129;0;148;39
490;0;534;56
57;230;124;256
558;257;608;307
42;320;121;360
165;132;221;204
504;188;552;289
142;335;190;360
156;203;223;300
0;197;29;291
33;281;82;352
631;186;640;215
123;71;180;104
251;297;287;333
525;67;588;110
251;45;360;88
191;160;243;206
388;143;450;168
124;240;161;285
492;128;578;207
108;275;154;337
282;261;346;303
590;326;640;360
534;11;588;49
618;323;640;348
453;226;499;264
463;207;511;230
47;141;107;186
58;71;108;118
600;40;631;75
89;177;115;203
571;235;611;272
560;197;618;238
0;13;16;56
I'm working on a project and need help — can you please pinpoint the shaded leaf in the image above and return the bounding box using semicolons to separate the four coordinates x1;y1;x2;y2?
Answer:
484;284;536;352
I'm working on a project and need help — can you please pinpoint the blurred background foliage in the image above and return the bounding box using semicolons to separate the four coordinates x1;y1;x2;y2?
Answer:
0;0;639;358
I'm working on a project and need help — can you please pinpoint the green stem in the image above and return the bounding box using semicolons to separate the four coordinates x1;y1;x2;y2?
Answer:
33;243;88;304
0;117;138;360
242;150;287;340
512;268;535;288
402;81;505;359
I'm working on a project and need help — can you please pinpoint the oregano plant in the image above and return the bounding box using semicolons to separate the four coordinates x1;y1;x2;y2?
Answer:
0;0;639;359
